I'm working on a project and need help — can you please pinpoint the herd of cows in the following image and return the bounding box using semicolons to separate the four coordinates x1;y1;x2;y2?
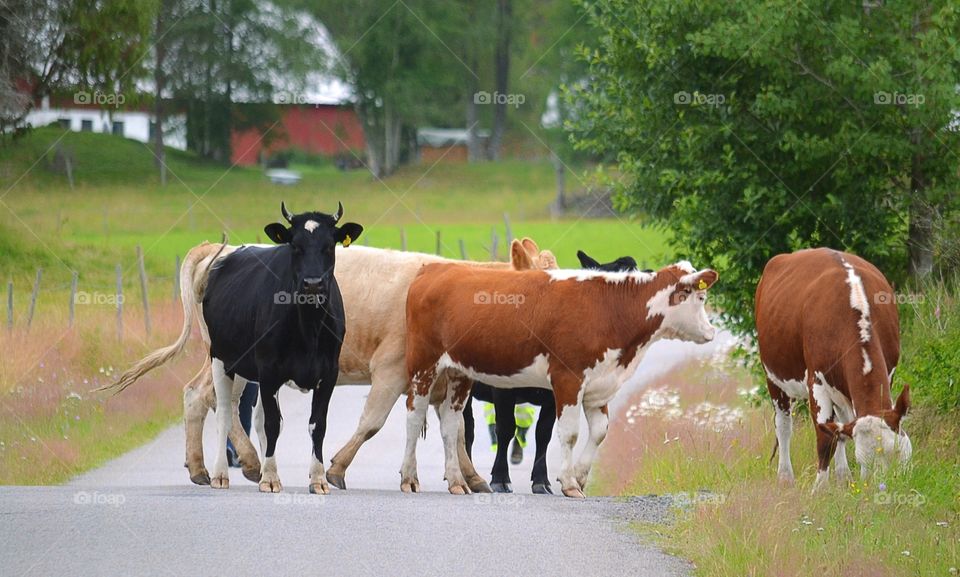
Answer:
98;202;913;498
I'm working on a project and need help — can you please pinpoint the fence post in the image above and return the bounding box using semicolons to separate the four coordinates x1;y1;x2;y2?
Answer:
27;268;41;329
173;255;181;302
116;264;123;341
6;281;12;330
503;212;513;244
490;229;499;261
68;271;78;328
400;227;407;252
136;245;151;336
459;239;468;260
435;230;442;256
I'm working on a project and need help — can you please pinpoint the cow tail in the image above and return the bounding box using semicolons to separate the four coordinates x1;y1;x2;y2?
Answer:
93;241;213;396
768;436;779;464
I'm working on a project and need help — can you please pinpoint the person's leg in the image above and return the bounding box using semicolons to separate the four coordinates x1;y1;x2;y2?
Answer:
511;403;535;465
482;401;498;452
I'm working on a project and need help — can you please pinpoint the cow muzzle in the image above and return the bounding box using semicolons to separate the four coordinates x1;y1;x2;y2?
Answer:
301;277;325;295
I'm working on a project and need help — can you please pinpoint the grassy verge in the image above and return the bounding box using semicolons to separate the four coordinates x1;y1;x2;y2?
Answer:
595;284;959;576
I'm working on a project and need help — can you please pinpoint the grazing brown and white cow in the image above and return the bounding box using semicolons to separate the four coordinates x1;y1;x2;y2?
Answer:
403;261;719;497
106;237;557;491
755;248;911;491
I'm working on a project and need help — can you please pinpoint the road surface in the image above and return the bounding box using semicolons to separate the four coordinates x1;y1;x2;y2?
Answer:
0;336;732;576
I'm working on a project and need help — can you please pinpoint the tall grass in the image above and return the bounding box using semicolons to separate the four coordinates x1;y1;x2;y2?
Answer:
596;279;960;576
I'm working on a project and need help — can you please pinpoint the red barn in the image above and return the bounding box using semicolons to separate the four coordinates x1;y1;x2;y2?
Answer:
231;104;365;166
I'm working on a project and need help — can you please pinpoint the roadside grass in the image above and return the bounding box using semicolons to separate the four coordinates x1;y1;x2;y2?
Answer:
1;127;673;484
595;285;960;576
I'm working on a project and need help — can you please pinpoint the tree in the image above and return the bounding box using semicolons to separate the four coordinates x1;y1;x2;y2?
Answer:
569;0;960;334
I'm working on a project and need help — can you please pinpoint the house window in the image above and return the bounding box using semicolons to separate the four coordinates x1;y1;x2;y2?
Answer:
57;118;70;129
80;119;93;132
112;121;124;136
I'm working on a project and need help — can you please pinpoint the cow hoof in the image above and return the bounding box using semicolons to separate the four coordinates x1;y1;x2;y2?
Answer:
400;480;420;493
449;484;469;495
532;483;553;495
326;471;347;490
561;487;585;498
469;479;492;494
210;474;229;490
190;470;211;486
242;466;262;483
259;473;282;493
309;482;330;495
490;482;513;493
778;474;796;487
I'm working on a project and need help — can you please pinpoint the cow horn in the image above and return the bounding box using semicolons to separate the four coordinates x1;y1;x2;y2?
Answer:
333;201;343;223
281;201;294;223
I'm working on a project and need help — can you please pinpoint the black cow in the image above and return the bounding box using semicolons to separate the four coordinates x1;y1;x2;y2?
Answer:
463;249;639;494
203;202;362;494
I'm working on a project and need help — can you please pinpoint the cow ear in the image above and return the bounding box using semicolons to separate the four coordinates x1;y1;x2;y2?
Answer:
685;269;718;290
510;239;535;269
335;223;363;247
520;238;540;258
894;384;910;418
818;420;855;440
264;223;291;244
577;250;600;269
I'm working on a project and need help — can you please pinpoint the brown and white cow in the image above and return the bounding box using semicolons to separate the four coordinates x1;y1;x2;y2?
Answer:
402;261;719;497
104;237;558;492
755;248;911;492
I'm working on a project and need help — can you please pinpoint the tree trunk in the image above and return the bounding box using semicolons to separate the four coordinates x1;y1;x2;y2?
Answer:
153;5;167;186
908;151;934;277
486;0;511;161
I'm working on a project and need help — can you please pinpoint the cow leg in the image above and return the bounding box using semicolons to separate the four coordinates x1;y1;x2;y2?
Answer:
831;404;853;484
210;358;243;489
400;389;428;493
328;363;406;490
574;404;609;491
253;392;267;458
489;391;516;493
308;383;336;495
438;375;473;495
809;377;836;493
531;391;555;494
768;382;795;485
463;393;475;460
457;417;492;493
183;364;214;485
227;378;261;483
258;386;284;493
552;370;585;498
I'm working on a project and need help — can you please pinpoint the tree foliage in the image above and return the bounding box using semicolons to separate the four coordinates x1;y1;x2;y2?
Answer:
569;0;960;334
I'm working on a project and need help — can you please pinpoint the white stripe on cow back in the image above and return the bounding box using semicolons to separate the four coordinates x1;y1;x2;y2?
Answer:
546;269;655;284
841;258;873;376
304;220;320;232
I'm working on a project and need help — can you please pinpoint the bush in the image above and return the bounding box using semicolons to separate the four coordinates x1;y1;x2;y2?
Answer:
898;277;959;411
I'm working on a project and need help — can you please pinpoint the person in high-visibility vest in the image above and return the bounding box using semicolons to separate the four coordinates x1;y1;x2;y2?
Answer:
483;402;537;464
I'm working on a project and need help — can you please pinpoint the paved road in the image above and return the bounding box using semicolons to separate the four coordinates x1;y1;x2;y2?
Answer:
0;336;732;576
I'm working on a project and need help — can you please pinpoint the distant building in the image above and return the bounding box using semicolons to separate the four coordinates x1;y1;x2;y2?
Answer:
417;128;489;164
24;94;188;150
230;103;365;166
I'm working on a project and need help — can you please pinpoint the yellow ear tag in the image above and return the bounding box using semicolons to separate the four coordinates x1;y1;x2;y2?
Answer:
697;279;708;290
342;234;352;247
